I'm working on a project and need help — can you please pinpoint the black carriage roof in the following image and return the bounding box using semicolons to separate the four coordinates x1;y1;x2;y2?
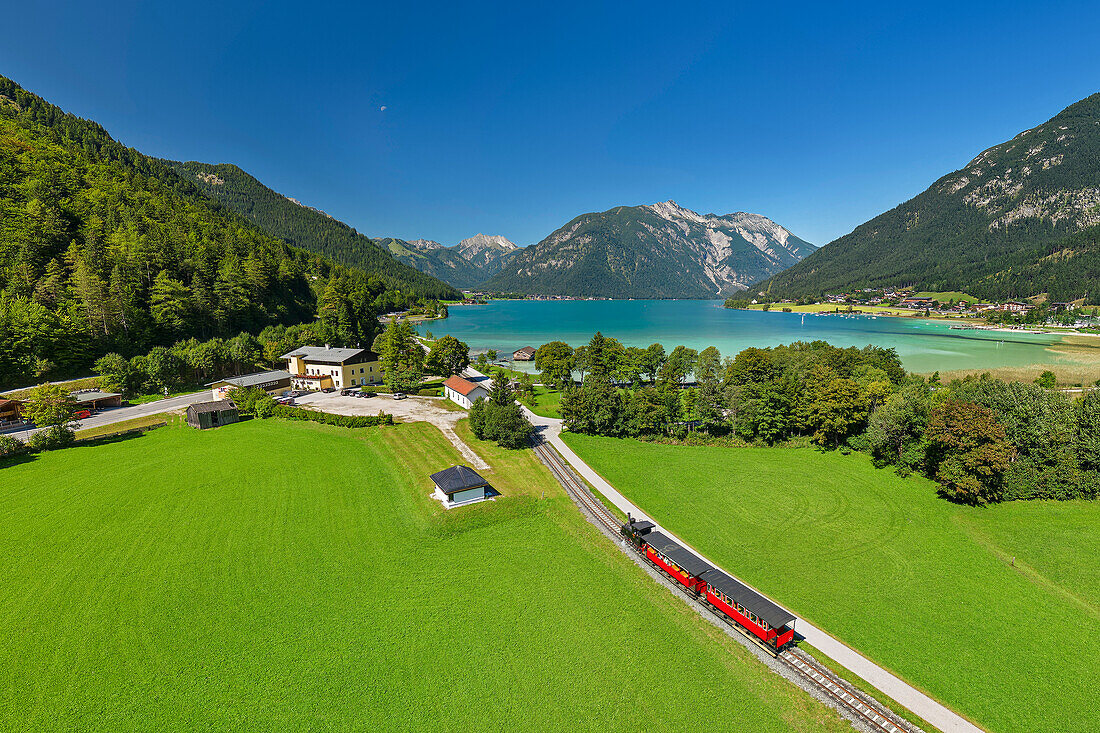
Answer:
701;570;795;629
643;532;714;578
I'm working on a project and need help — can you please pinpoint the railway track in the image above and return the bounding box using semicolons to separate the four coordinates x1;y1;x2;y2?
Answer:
532;436;919;733
533;439;621;534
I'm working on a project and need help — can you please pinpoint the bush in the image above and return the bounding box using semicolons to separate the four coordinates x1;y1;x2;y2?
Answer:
28;425;76;452
254;395;277;419
226;386;268;414
0;434;28;458
469;400;532;449
267;404;394;428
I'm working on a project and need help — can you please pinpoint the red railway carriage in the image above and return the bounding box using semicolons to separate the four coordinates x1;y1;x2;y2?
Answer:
640;531;714;593
701;569;796;650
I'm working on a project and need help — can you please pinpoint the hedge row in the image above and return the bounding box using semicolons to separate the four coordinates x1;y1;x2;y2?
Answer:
262;402;394;428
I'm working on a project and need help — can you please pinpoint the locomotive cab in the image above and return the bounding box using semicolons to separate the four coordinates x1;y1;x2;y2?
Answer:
621;515;656;547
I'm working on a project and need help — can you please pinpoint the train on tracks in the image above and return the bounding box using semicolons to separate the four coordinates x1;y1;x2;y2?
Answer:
622;517;795;653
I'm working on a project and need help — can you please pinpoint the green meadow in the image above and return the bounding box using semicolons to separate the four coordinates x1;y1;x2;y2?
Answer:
563;434;1100;733
0;419;850;731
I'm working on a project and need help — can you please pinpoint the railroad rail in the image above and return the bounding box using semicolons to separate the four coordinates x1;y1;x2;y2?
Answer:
533;438;621;533
532;435;920;733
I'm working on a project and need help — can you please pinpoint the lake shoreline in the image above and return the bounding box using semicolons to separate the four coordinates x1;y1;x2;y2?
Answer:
419;299;1100;376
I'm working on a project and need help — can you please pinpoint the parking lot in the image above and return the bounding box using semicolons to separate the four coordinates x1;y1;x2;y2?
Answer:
294;391;488;469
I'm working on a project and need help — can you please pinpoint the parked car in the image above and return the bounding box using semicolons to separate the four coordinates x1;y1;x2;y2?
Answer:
74;409;92;419
321;387;335;394
357;391;372;398
276;397;295;405
392;392;407;400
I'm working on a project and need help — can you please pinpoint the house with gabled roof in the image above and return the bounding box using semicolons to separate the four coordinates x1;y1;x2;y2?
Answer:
442;375;489;409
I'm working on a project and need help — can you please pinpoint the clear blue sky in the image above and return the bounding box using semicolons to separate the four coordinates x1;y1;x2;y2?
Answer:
4;1;1100;247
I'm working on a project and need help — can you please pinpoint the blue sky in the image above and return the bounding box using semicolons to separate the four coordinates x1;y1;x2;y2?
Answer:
4;1;1100;247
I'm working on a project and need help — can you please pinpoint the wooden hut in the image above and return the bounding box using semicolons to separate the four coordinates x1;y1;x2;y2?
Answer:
186;400;239;430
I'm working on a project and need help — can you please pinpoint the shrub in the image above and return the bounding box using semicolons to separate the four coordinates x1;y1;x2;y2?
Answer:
226;386;268;414
0;434;28;458
28;425;76;452
254;395;277;419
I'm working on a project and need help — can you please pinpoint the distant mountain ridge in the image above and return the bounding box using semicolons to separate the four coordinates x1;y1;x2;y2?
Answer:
483;201;814;298
381;233;519;289
752;93;1100;302
170;161;461;300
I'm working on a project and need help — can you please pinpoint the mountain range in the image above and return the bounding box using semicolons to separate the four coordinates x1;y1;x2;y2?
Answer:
169;161;460;300
753;93;1100;303
379;234;519;289
484;202;815;298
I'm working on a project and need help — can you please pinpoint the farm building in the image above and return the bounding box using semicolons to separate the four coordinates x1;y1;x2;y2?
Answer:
186;400;240;430
208;370;292;400
70;390;123;410
442;376;489;409
512;346;537;361
430;465;494;507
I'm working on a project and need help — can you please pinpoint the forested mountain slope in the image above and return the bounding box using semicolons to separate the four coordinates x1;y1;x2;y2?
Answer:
380;233;518;288
753;94;1100;302
485;201;814;298
170;161;460;300
0;75;412;388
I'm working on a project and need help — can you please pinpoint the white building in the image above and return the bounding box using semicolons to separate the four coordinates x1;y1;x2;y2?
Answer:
442;375;489;409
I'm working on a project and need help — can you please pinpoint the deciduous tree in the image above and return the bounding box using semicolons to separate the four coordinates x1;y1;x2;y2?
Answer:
925;401;1014;505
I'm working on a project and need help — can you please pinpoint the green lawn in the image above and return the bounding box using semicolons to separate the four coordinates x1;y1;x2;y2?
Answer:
0;419;850;731
525;384;563;418
562;434;1100;733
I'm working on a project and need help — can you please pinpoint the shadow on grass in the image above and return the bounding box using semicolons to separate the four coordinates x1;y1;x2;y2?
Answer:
0;452;37;469
71;428;159;449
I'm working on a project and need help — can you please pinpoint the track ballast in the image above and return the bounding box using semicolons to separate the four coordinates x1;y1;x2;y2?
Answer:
532;436;923;733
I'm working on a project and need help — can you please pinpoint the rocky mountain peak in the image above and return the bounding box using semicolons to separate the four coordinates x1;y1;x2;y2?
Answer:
457;233;519;254
406;238;444;251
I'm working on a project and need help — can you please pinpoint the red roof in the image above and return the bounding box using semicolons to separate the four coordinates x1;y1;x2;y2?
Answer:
443;376;484;397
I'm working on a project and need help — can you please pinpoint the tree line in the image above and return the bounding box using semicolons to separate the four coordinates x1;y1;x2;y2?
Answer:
0;74;452;390
534;334;1100;504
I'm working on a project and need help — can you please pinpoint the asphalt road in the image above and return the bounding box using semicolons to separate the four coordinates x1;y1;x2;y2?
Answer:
6;390;212;442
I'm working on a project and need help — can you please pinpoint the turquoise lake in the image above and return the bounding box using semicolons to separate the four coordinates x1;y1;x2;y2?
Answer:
417;299;1082;373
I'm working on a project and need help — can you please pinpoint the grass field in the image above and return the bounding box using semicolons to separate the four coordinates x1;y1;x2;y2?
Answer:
562;434;1100;733
0;419;851;731
525;385;563;418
